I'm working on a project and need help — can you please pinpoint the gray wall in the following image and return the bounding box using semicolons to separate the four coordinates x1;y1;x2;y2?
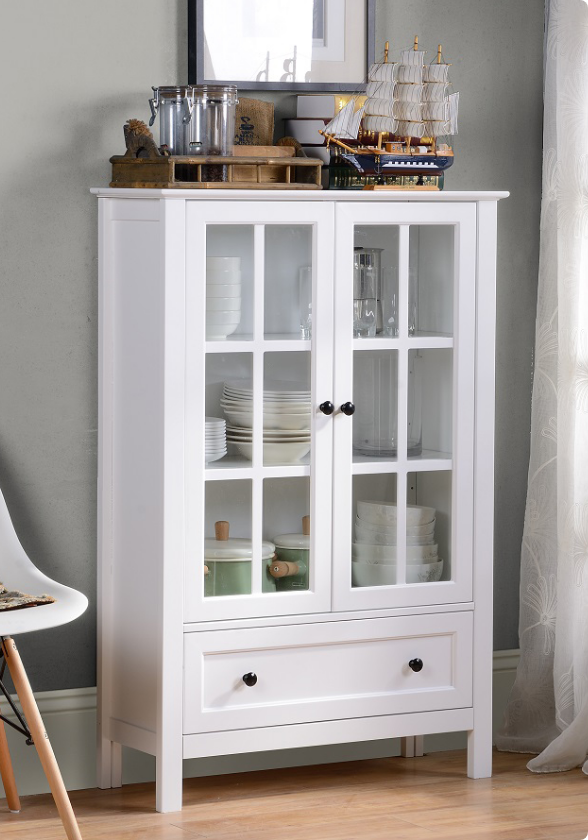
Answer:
0;0;542;691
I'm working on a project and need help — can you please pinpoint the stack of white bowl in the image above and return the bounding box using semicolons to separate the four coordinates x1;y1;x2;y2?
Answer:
221;379;312;464
206;257;241;340
205;416;227;464
352;501;443;586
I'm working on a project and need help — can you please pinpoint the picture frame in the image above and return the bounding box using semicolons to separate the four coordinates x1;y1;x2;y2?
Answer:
188;0;376;91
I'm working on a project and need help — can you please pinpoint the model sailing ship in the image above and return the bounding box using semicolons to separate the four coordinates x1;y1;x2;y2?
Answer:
321;38;459;190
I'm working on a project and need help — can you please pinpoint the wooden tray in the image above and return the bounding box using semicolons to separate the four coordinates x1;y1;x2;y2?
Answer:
110;153;322;189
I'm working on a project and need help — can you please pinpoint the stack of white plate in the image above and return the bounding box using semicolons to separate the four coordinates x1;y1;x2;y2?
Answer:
352;501;443;586
206;257;241;340
221;379;311;464
205;416;227;464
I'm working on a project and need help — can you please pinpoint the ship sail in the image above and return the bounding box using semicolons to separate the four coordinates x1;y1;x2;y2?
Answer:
323;99;365;140
322;39;458;146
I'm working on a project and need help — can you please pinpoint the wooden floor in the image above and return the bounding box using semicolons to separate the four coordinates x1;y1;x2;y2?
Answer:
1;750;587;840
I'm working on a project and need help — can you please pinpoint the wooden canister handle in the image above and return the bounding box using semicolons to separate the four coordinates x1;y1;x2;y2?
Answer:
204;564;209;576
302;515;310;536
269;559;301;579
215;521;229;541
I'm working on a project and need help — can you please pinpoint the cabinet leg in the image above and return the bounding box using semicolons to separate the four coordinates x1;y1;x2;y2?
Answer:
467;728;492;778
400;735;424;757
0;716;20;812
97;735;122;789
155;753;183;814
1;638;83;840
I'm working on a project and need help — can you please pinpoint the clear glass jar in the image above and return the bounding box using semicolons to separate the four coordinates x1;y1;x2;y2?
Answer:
148;86;196;155
189;85;239;156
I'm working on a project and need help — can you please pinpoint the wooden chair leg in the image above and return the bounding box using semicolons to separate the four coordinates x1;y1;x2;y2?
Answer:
0;715;20;812
1;638;82;840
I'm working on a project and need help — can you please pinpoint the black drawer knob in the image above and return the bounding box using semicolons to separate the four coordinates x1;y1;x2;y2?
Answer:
340;401;355;416
242;672;258;687
409;658;423;673
319;401;335;415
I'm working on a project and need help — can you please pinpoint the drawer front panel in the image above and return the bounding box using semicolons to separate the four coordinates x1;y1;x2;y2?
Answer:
183;612;472;734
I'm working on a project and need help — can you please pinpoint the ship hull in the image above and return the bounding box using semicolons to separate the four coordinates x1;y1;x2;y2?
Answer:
340;152;454;177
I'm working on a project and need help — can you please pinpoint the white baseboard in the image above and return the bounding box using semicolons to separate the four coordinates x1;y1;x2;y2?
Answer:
0;649;519;798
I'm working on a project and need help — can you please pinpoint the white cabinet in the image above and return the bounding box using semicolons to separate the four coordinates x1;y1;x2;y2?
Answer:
94;188;506;813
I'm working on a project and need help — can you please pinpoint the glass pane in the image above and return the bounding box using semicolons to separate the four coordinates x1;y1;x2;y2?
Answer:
409;225;454;337
204;480;252;597
408;349;453;460
207;353;252;468
263;477;311;594
353;350;399;461
206;225;253;341
354;226;400;339
263;352;311;467
406;472;452;584
352;474;398;587
265;226;313;340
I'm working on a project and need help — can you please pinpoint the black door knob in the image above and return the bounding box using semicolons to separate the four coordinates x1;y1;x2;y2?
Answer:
408;658;423;673
242;672;258;687
340;402;355;416
319;401;335;415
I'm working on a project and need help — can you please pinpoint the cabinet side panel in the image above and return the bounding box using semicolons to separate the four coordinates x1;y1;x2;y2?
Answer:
108;215;164;737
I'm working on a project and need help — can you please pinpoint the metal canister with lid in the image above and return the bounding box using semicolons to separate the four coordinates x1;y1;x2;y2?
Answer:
204;521;275;597
269;516;310;592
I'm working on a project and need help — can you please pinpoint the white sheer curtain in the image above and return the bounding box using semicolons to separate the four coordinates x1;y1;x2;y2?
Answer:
496;0;588;772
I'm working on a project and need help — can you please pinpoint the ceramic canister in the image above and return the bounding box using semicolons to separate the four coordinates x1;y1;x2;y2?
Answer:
270;516;310;592
204;521;275;597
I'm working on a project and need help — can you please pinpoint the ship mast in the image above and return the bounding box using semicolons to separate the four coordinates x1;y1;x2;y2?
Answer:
430;44;443;155
405;36;419;155
375;40;390;151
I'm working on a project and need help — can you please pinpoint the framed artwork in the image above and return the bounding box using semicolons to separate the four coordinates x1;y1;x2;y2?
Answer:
188;0;376;91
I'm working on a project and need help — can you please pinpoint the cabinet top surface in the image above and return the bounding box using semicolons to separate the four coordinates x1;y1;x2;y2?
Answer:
91;187;508;202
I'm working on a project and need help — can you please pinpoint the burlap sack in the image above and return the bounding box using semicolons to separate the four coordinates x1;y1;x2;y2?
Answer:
234;98;274;146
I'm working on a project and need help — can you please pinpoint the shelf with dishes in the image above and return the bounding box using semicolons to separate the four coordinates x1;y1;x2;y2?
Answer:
205;375;313;470
350;471;452;590
203;477;312;598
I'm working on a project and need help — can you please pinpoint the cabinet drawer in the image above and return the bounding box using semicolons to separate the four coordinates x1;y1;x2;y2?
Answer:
183;612;472;734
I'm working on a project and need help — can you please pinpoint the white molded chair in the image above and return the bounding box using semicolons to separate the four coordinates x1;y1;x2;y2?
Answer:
0;487;88;840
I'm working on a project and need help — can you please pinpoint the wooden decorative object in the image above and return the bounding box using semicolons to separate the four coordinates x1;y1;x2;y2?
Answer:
123;119;163;159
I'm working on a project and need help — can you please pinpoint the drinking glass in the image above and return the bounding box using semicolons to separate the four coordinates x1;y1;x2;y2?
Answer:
381;268;399;337
353;254;377;338
298;266;312;339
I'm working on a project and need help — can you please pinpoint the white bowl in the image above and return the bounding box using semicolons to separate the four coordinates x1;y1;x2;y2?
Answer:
206;323;239;340
355;516;436;537
352;562;396;586
223;408;310;431
207;311;242;325
206;270;242;285
356;501;436;527
207;283;242;298
352;559;443;587
206;297;241;311
207;256;241;269
354;524;435;546
234;441;311;464
352;543;439;563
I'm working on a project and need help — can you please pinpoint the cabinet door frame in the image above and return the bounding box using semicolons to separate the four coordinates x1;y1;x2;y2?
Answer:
332;201;478;611
184;200;335;623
